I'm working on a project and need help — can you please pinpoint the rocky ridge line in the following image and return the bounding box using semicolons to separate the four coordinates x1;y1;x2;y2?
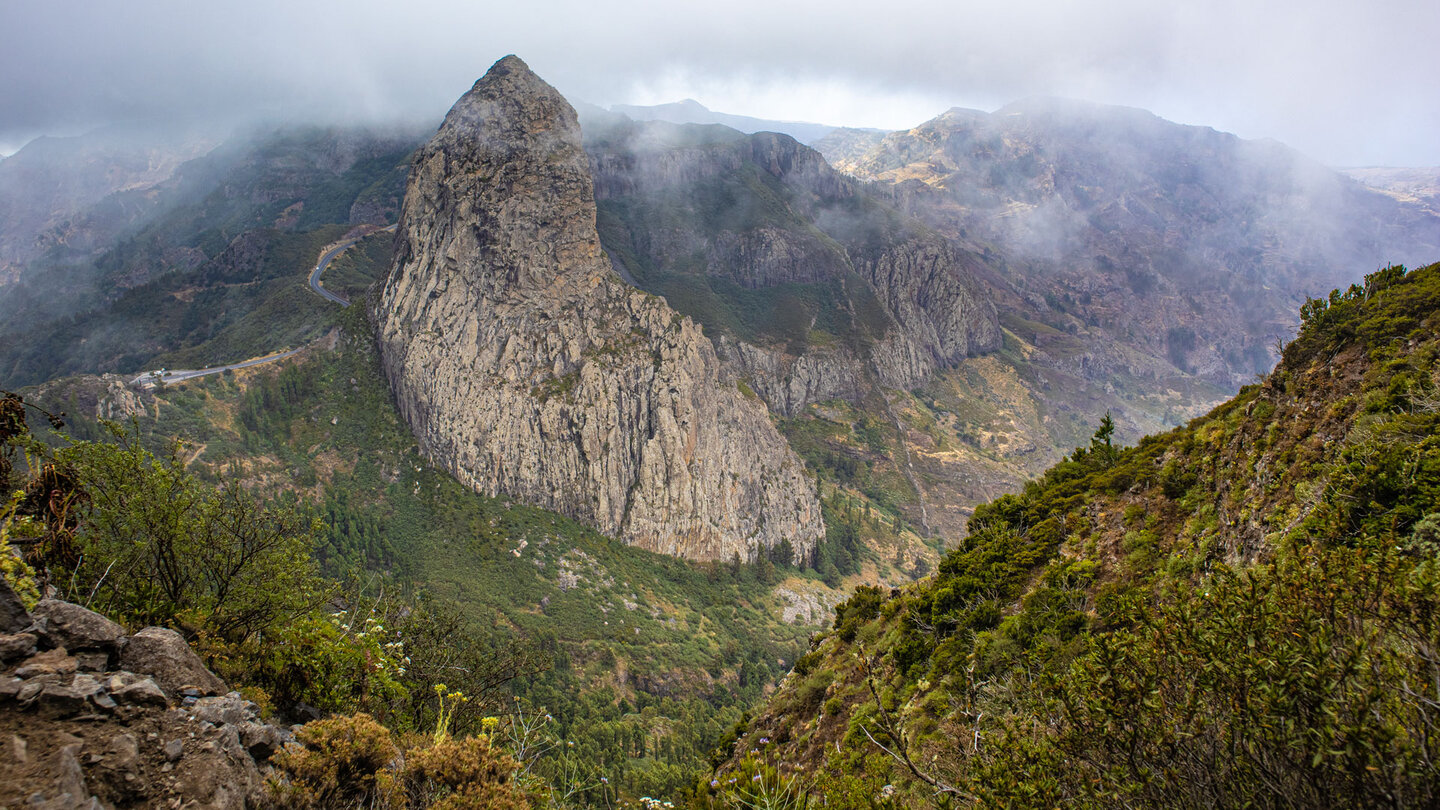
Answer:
586;120;1001;414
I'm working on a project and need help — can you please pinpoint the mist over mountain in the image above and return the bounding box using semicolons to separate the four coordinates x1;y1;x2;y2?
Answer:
0;122;427;384
835;97;1440;389
375;57;824;563
608;99;854;145
0;124;223;286
2;45;1439;806
1344;165;1440;218
4;82;1437;533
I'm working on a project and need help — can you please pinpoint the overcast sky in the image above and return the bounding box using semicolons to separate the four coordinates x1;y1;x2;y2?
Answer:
2;0;1437;166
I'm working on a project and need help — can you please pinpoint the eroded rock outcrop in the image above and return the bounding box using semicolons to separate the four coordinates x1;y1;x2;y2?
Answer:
375;56;823;562
0;586;290;809
715;337;865;417
859;235;1002;387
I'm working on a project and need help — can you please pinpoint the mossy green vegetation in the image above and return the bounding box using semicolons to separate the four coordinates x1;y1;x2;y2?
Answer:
319;230;395;303
0;225;350;385
717;263;1440;807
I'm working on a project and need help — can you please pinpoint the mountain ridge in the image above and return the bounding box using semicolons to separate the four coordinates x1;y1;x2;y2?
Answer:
608;98;852;145
835;98;1440;391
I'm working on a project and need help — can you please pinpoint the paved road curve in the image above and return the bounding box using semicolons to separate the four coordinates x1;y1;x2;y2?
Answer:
307;223;397;306
129;224;397;390
130;348;305;389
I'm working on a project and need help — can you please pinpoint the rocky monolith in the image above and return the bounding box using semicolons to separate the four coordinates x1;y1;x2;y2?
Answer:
374;56;823;562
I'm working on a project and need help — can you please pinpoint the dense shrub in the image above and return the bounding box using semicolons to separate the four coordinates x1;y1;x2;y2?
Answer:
55;425;327;640
272;713;403;809
272;713;532;810
977;547;1440;808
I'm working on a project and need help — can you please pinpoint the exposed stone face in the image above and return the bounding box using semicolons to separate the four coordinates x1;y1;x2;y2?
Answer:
0;577;29;634
706;227;849;288
375;56;823;563
0;632;37;661
857;236;1001;374
695;231;1003;400
119;627;228;697
31;600;124;655
716;336;865;417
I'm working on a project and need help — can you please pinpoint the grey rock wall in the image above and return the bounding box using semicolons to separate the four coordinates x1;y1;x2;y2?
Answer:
374;56;822;563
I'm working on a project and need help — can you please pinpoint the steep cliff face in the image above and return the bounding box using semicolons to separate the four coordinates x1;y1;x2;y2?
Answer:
856;234;1002;385
374;56;822;563
714;336;865;417
585;116;1000;410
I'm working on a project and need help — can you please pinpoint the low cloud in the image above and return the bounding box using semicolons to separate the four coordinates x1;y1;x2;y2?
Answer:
2;0;1436;165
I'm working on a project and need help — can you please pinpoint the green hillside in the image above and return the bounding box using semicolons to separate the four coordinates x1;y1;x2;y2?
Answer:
0;127;417;387
13;303;833;801
712;262;1440;807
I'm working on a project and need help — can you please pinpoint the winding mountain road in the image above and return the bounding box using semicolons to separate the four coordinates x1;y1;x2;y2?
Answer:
130;224;396;389
307;223;397;305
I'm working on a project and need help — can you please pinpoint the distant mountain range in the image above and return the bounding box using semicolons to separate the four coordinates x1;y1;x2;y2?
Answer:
608;98;877;145
1343;166;1440;218
0;126;221;286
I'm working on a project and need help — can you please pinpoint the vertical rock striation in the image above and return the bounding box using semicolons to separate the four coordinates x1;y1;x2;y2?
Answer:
374;56;823;562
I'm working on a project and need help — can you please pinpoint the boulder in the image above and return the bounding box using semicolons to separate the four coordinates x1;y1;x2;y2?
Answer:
191;694;256;727
69;673;115;711
14;648;77;678
73;651;109;672
36;683;88;718
111;677;168;708
0;631;37;661
119;627;226;697
0;577;30;633
103;671;141;692
31;600;124;653
238;721;288;762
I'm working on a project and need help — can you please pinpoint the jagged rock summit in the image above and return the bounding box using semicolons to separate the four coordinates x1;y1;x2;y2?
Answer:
375;56;823;562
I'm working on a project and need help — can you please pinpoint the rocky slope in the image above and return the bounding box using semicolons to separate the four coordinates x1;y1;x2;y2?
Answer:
712;261;1440;805
375;56;823;563
1;581;289;809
